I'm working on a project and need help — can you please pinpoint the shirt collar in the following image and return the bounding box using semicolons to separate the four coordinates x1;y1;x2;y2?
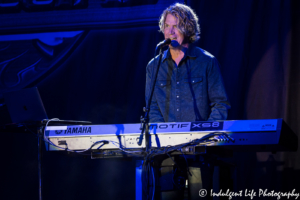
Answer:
162;48;171;62
186;44;197;58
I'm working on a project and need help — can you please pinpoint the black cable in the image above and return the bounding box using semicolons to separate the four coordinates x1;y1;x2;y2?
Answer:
180;150;192;176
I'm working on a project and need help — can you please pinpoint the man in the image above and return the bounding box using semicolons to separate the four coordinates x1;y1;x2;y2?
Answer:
145;3;231;200
146;3;230;123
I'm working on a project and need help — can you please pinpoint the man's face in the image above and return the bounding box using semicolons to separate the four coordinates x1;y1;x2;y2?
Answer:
164;14;186;48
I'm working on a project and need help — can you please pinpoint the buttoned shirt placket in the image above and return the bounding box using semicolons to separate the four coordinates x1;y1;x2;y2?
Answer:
170;54;188;122
175;64;180;121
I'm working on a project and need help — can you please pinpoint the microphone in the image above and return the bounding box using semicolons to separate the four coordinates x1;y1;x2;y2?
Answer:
156;38;171;50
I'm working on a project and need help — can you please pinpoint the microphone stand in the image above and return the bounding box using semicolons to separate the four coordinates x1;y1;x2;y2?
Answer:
138;45;164;153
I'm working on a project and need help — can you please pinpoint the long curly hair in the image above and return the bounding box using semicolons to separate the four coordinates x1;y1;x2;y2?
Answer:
159;3;200;43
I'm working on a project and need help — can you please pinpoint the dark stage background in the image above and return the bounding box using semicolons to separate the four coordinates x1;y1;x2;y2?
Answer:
1;0;300;199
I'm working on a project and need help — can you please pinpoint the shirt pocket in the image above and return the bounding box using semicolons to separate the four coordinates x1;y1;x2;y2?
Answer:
155;80;171;102
182;77;203;101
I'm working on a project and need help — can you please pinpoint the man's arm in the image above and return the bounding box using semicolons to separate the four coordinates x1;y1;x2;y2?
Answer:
207;57;231;120
145;61;165;122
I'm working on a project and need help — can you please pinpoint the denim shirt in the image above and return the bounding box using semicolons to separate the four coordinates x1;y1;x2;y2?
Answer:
145;45;230;122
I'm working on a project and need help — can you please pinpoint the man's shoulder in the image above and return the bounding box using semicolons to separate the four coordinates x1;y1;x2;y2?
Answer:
146;52;165;68
191;46;216;61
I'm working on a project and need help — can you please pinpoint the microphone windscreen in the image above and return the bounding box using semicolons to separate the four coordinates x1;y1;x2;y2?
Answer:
171;40;179;47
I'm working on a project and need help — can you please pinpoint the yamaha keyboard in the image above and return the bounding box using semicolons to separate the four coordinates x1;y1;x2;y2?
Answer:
45;119;297;154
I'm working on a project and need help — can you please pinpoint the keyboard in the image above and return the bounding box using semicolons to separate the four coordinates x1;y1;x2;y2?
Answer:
44;119;297;153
